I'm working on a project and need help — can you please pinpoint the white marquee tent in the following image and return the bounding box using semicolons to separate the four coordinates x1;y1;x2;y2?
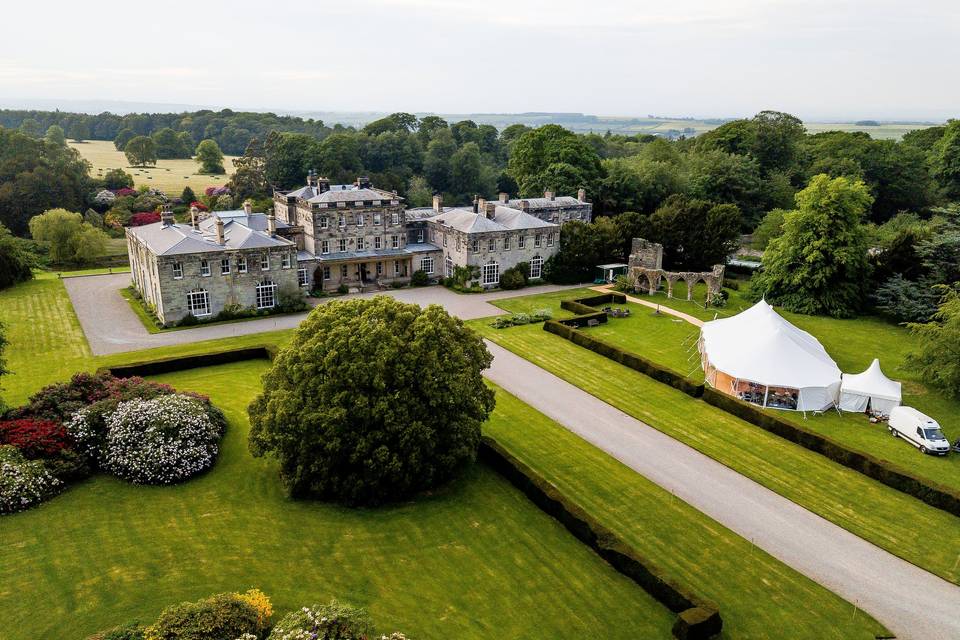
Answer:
838;359;902;415
699;300;842;412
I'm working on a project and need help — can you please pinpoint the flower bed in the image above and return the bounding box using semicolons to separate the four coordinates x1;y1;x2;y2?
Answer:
0;372;226;513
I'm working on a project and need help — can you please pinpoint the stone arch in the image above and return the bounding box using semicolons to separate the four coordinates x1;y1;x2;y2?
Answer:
682;273;702;301
663;273;682;298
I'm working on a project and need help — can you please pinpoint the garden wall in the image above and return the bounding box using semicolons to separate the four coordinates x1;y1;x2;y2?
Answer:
480;436;722;640
548;294;960;519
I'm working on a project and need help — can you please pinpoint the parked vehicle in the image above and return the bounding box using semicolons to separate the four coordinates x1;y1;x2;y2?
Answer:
888;406;951;455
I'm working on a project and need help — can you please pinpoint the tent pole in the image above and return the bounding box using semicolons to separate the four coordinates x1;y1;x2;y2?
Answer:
762;386;769;408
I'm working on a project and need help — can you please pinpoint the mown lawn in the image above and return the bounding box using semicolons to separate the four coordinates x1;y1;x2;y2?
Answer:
471;318;960;585
0;360;676;640
485;384;888;639
614;282;960;494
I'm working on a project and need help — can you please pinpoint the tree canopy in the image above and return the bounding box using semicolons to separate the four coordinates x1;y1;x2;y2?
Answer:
644;194;742;270
906;285;960;396
0;223;34;289
124;136;157;167
28;208;109;265
750;174;874;317
507;124;601;199
195;139;226;174
248;296;495;505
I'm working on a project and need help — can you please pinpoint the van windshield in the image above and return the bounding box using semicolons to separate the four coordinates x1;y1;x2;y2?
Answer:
923;428;946;441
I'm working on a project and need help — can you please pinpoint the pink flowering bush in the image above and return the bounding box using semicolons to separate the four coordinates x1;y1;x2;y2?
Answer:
0;445;62;514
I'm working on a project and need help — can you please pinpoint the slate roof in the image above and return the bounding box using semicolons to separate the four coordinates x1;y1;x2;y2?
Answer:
295;243;441;263
305;186;401;204
505;195;586;209
128;217;293;257
209;210;290;232
424;205;558;234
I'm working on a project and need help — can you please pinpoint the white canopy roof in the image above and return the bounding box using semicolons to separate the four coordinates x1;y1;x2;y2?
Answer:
840;359;902;402
700;300;842;389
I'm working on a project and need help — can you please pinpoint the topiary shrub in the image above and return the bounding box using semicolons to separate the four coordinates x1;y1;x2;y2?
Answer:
249;296;495;505
95;394;223;485
499;266;527;290
410;269;429;286
145;592;261;640
0;445;62;514
267;601;376;640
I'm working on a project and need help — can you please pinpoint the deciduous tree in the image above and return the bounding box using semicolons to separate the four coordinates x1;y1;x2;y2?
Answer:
124;136;157;167
195;139;225;174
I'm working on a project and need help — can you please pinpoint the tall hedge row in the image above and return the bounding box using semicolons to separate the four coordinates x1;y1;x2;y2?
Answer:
100;346;276;378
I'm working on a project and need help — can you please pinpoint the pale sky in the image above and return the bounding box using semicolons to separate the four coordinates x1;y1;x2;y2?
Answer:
0;0;957;121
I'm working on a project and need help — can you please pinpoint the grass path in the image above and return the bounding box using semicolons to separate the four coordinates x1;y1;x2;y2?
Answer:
472;319;960;586
0;360;676;640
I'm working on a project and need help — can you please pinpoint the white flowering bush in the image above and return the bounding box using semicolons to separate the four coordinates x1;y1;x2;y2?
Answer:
268;601;374;640
0;445;62;514
102;394;223;485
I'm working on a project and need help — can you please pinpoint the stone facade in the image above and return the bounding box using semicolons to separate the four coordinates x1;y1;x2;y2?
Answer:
626;238;725;303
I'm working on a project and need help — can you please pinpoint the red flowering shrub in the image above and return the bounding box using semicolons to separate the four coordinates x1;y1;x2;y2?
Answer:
129;211;161;226
190;201;209;212
113;187;137;197
0;419;72;458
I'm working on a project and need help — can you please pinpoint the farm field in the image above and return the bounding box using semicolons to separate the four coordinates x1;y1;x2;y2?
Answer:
68;140;236;195
471;293;960;585
0;359;678;640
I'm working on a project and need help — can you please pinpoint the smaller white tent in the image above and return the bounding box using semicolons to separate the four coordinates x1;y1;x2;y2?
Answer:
839;359;902;415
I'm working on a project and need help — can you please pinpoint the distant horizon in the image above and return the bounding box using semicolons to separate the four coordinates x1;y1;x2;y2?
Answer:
0;97;948;126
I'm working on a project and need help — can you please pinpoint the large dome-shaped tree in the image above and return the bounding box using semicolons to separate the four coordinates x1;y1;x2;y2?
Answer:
249;296;495;505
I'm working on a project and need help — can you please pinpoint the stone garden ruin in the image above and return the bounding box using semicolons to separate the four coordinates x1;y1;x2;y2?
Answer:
627;238;725;304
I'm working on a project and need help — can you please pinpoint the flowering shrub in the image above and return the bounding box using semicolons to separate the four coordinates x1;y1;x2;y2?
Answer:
268;601;375;640
113;187;138;197
190;201;209;212
129;211;161;227
204;186;230;197
145;592;261;640
101;394;223;485
0;445;62;514
94;189;117;206
236;588;273;630
0;419;72;458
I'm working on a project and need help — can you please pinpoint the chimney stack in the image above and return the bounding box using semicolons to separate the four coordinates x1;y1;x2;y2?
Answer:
356;176;371;189
268;213;277;236
485;202;497;220
472;194;479;214
317;177;330;193
215;216;225;245
190;205;199;230
306;170;316;187
498;192;509;203
432;193;443;213
577;187;587;202
520;199;530;212
161;204;174;227
478;197;486;213
544;190;555;201
243;199;253;215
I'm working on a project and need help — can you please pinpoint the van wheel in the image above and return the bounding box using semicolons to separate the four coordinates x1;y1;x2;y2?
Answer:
889;428;897;437
920;445;927;454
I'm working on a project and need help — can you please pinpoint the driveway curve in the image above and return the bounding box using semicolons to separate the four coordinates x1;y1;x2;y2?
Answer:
483;340;960;640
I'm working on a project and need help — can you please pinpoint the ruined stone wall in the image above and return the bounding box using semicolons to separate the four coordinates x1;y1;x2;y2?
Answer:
627;238;725;303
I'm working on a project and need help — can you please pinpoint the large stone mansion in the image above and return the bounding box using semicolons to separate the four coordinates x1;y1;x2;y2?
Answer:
127;175;591;325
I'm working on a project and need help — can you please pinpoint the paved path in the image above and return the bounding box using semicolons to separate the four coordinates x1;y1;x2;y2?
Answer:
590;284;705;327
483;340;960;640
62;273;582;355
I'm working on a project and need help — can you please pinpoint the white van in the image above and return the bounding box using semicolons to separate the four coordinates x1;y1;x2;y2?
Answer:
888;406;950;455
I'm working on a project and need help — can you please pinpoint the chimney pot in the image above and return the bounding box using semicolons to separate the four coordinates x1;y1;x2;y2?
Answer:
520;199;530;212
577;187;587;202
161;204;174;226
485;202;497;219
544;190;555;201
215;217;225;245
432;194;443;213
472;194;479;214
190;205;199;230
478;197;486;213
243;200;253;215
498;192;509;203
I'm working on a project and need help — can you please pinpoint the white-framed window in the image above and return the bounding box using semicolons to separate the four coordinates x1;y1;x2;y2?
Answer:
482;261;499;286
323;266;331;280
420;256;435;274
357;214;364;227
443;233;448;247
547;233;555;247
172;262;183;279
471;239;479;252
282;253;291;269
518;235;526;249
374;236;382;250
394;261;401;275
376;261;383;275
321;240;330;255
340;265;348;278
260;254;270;271
417;229;424;243
220;258;230;275
534;234;542;248
445;255;454;277
320;217;329;229
374;213;382;225
503;236;511;251
391;212;400;224
237;256;247;273
392;235;399;249
256;280;277;309
200;259;211;277
530;255;543;279
338;214;346;227
488;238;496;251
338;238;347;252
298;268;308;287
186;289;210;316
357;237;365;251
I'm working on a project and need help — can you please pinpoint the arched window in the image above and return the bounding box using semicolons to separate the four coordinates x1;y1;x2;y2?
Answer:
530;255;543;280
186;288;210;317
256;280;277;309
482;261;499;286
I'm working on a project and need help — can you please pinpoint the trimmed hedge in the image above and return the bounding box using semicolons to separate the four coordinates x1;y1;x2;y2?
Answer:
99;346;275;378
480;436;722;639
558;293;628;328
549;293;960;520
545;320;704;397
702;388;960;518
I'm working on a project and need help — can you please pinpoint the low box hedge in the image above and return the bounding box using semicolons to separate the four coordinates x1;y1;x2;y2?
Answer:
702;388;960;518
480;435;722;639
99;346;275;378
